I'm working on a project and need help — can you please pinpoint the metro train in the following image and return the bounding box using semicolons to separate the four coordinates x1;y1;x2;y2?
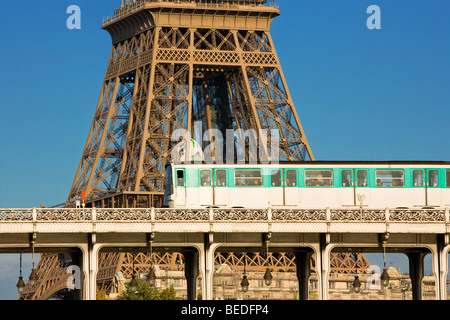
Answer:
164;161;450;209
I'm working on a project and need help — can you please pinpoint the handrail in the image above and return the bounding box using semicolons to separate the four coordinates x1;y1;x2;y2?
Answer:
103;0;280;26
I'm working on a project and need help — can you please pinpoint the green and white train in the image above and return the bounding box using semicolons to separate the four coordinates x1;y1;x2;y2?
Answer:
164;161;450;209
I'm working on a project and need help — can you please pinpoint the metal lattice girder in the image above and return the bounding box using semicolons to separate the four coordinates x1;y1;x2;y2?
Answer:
68;1;314;203
21;251;371;299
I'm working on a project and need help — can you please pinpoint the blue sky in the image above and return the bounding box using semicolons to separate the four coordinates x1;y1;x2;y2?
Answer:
0;0;449;299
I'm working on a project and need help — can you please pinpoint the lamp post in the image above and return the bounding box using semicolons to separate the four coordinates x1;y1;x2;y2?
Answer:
28;236;38;287
263;234;273;286
352;253;361;294
240;253;249;293
16;253;25;294
129;251;138;293
147;240;156;287
264;241;273;286
381;243;390;289
352;276;361;294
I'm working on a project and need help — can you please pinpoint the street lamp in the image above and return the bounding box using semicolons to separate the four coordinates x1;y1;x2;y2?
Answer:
263;235;272;286
264;268;273;287
381;243;390;288
240;253;249;293
129;252;138;293
16;253;25;294
262;233;273;286
28;236;38;287
147;241;156;287
352;253;361;293
352;276;361;294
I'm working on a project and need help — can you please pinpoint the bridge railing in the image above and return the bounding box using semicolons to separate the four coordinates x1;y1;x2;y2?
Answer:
0;207;448;222
103;0;280;26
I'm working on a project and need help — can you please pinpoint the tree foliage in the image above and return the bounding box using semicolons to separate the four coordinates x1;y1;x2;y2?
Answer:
120;279;180;300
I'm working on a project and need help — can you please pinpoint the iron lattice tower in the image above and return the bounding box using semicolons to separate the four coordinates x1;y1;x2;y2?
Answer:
20;0;370;300
68;0;314;206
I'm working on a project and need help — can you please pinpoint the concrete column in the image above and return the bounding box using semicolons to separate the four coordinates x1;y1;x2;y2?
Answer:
438;237;449;300
320;236;332;300
184;249;200;300
88;243;100;300
294;251;313;300
80;246;90;300
202;235;216;300
407;251;426;300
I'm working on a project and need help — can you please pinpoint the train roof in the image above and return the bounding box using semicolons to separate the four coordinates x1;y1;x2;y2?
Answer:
170;160;450;166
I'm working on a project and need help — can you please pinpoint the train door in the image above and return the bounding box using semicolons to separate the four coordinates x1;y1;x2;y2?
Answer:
269;169;284;206
284;169;299;205
411;169;426;207
355;169;370;207
175;168;186;206
340;169;355;206
214;169;228;206
427;169;441;206
199;169;213;206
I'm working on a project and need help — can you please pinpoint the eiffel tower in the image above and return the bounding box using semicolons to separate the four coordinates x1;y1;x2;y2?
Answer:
21;0;371;300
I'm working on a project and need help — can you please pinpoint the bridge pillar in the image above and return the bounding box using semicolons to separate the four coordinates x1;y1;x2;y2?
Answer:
320;237;332;301
87;243;100;300
202;235;216;301
294;250;313;300
438;236;449;300
184;248;200;300
407;251;426;300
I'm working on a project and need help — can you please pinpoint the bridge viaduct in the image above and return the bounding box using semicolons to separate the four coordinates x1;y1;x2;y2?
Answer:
1;206;449;300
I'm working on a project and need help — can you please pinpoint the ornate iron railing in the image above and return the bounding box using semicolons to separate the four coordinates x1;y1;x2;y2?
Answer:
0;207;448;223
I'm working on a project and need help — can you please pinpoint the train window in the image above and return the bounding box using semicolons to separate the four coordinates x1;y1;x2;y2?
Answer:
286;170;297;187
375;170;404;187
176;170;185;187
341;170;352;187
271;170;281;187
356;170;367;187
216;170;227;187
428;170;439;188
200;170;211;186
413;170;424;187
305;170;333;187
446;171;450;187
235;170;263;187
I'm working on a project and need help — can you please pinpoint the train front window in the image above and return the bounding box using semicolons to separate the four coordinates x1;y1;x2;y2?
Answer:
305;170;333;187
235;170;263;187
375;170;404;187
200;170;211;186
446;170;450;187
271;170;281;186
286;170;297;186
428;170;439;187
413;170;424;187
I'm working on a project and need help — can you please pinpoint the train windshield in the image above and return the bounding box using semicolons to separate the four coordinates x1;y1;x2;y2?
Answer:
164;165;174;206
